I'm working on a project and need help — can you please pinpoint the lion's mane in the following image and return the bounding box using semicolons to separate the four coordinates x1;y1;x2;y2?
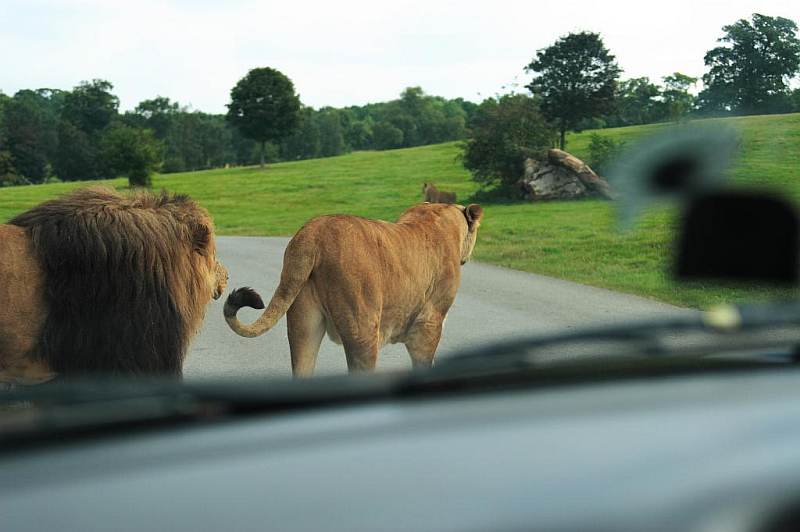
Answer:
9;186;217;376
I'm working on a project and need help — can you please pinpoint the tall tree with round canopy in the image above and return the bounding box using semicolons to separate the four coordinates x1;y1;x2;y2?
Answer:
226;67;301;168
698;13;800;115
525;32;621;150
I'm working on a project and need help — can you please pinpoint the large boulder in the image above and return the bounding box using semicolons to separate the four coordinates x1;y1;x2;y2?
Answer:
517;149;614;201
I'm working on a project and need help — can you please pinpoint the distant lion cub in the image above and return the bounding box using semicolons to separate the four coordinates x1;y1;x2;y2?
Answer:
422;182;457;204
224;202;483;376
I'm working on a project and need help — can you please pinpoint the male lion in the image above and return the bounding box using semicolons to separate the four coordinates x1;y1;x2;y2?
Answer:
422;182;457;204
0;187;228;384
224;202;483;376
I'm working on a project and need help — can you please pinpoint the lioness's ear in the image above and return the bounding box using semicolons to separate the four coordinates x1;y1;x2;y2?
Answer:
191;222;212;256
465;204;484;230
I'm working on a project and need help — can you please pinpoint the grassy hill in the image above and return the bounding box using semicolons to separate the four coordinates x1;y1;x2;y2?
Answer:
2;113;800;308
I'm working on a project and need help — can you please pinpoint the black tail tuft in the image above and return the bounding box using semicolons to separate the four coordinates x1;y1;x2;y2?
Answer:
224;287;266;318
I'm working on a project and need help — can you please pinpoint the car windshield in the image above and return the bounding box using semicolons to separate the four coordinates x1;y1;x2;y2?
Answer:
2;1;800;408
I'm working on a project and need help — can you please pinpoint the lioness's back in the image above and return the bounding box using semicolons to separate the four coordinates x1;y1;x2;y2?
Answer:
296;214;408;272
292;211;447;299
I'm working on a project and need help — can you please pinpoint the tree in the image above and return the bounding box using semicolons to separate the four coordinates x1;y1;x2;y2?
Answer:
0;91;13;184
0;149;24;186
62;79;119;135
228;127;259;166
101;124;162;187
525;32;621;149
132;96;179;140
54;119;98;181
460;94;554;188
0;110;25;186
226;67;301;168
396;87;426;146
661;72;698;121
2;90;58;183
194;114;231;169
0;90;9;115
171;112;205;171
608;77;663;127
432;99;468;142
51;80;121;181
458;99;479;127
317;108;346;157
281;106;321;160
372;122;404;150
343;117;373;151
698;14;800;115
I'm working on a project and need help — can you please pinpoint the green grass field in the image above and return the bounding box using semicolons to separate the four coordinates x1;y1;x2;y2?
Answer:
2;113;800;308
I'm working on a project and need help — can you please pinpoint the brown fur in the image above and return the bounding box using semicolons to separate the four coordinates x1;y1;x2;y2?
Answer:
0;225;53;384
422;182;457;204
224;202;483;376
0;187;228;383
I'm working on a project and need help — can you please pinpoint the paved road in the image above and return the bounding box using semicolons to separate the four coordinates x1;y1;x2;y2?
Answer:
184;237;693;381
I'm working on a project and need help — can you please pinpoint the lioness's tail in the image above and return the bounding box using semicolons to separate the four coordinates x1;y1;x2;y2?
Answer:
223;237;316;338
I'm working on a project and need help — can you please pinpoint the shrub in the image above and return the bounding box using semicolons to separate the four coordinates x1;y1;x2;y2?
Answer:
460;94;554;189
588;133;626;175
101;124;162;187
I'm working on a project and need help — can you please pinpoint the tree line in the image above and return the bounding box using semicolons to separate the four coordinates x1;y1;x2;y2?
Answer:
3;13;799;189
0;79;474;186
0;81;163;187
275;86;474;162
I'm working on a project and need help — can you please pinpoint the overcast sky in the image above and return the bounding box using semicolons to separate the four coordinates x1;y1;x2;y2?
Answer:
2;0;799;113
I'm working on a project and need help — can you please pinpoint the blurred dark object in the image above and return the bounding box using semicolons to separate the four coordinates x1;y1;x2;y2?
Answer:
759;500;800;532
676;191;799;285
612;125;738;229
611;125;799;285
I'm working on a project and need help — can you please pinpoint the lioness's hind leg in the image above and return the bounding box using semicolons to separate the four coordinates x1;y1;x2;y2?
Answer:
286;288;325;378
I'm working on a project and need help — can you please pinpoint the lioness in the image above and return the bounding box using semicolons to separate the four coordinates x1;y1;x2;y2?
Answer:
422;182;457;204
224;202;484;376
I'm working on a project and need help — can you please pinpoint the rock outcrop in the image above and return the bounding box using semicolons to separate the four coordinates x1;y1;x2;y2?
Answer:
517;149;614;201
